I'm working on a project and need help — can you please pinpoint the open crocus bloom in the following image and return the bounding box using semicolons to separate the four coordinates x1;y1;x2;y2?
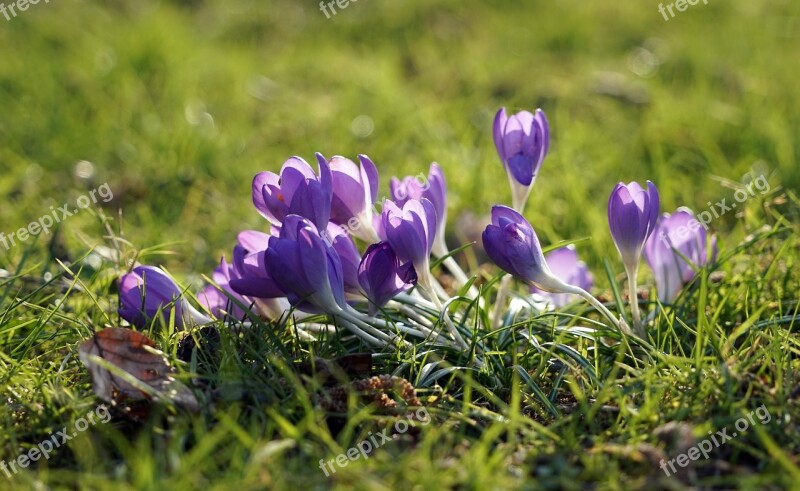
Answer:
252;153;332;231
644;207;718;303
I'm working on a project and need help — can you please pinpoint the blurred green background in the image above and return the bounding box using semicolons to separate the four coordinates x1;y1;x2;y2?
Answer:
0;0;796;278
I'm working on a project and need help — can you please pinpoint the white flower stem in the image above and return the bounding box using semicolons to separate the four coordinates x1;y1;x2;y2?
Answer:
418;274;470;350
338;308;405;346
348;307;447;344
571;286;635;337
624;263;646;339
336;316;391;347
491;275;512;328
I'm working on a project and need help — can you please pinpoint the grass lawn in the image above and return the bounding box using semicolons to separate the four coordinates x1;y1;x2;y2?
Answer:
1;0;799;489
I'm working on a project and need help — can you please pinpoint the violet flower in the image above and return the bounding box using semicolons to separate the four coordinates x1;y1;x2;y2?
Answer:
390;163;448;257
264;215;348;314
325;222;362;295
493;108;550;211
329;155;381;242
380;198;437;275
483;206;631;336
119;265;210;329
264;215;399;347
252;153;332;231
608;180;660;336
644;207;718;303
358;242;417;315
381;198;469;348
228;232;284;301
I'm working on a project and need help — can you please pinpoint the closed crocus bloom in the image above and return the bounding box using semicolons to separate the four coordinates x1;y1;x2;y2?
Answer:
329;155;381;242
252;153;332;231
644;207;718;303
358;242;417;315
325;222;362;294
532;246;594;307
380;198;437;273
483;206;632;336
493;108;550;211
264;215;347;314
608;180;660;336
390;163;448;257
119;266;210;329
481;206;572;292
608;181;660;268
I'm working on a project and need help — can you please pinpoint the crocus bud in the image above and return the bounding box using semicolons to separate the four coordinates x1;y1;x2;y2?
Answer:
252;153;332;231
325;222;362;294
532;246;594;307
358;242;417;315
380;198;437;273
493;108;549;211
119;266;210;329
481;206;573;293
607;180;660;270
264;215;347;314
644;207;718;303
329;155;381;242
390;163;448;257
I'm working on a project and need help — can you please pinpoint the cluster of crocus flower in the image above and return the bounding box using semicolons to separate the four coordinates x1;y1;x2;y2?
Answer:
118;152;475;350
484;107;718;339
117;105;717;347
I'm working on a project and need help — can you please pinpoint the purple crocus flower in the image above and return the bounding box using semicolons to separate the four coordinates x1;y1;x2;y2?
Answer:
644;207;718;303
481;206;573;292
483;206;632;336
119;266;210;329
325;222;362;294
493;108;550;211
252;153;332;231
358;242;417;315
199;257;251;320
608;180;660;335
329;155;381;242
200;247;290;322
532;246;594;307
264;215;347;314
390;163;449;257
608;181;660;268
228;231;284;300
380;198;437;274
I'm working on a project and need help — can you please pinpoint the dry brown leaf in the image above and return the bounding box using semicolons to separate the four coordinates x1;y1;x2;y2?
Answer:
78;327;199;413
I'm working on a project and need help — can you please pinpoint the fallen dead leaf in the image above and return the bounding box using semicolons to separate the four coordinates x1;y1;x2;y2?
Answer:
78;327;199;413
